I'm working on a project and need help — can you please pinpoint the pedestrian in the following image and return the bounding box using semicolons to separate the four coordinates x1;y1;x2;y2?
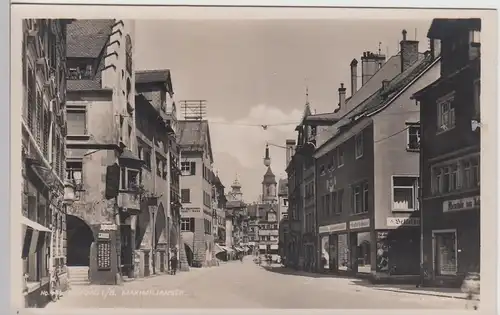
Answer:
416;256;428;288
170;251;178;275
462;264;480;310
240;254;243;263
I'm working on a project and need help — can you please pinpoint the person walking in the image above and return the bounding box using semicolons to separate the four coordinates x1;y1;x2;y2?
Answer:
416;256;428;288
170;251;178;275
239;254;244;263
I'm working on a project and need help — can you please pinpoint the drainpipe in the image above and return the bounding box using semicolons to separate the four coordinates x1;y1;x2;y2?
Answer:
419;122;424;273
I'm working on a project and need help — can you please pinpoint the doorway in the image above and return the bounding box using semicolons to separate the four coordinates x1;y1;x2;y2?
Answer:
66;215;94;266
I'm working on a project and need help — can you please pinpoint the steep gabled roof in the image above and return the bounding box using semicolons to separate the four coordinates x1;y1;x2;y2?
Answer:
66;19;115;58
316;52;438;152
177;120;214;162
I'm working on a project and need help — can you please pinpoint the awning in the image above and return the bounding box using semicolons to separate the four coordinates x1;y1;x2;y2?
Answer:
270;244;279;250
259;244;267;250
235;246;244;252
21;216;51;259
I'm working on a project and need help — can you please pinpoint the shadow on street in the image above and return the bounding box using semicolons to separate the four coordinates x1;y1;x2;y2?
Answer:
260;265;365;280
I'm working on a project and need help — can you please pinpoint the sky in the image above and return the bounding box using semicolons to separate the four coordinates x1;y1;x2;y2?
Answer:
134;19;432;203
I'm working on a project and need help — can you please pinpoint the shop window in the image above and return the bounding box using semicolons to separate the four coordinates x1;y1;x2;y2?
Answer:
433;231;457;276
181;161;196;176
437;92;456;133
181;189;191;203
392;176;418;211
356;232;371;273
355;132;364;159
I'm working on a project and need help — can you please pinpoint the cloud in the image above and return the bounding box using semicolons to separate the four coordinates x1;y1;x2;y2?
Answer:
208;104;302;202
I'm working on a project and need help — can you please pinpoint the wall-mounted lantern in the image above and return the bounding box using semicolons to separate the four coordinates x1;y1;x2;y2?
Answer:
63;180;76;205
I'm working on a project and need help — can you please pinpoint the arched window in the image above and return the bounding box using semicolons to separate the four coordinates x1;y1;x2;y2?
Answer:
125;35;132;75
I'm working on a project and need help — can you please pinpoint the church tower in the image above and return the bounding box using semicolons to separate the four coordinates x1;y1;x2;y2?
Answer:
262;144;277;204
228;174;243;202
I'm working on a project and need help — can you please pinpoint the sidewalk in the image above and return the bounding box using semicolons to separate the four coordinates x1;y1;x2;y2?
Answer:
264;266;474;301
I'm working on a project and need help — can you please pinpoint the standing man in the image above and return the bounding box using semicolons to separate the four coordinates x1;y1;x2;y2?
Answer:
170;249;178;275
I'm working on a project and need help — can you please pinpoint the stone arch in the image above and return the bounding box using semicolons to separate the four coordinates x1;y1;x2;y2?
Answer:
155;202;167;245
66;214;95;266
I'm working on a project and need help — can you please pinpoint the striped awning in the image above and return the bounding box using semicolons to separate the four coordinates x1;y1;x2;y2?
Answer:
21;216;51;259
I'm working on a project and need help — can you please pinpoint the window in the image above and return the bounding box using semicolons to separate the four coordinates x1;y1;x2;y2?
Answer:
120;168;139;190
337;189;344;213
437;93;455;132
331;192;337;215
181;161;196;176
66;161;83;197
337;147;344;167
180;218;194;232
392;176;418;211
181;189;190;203
355;132;364;159
362;182;369;213
319;164;325;176
407;124;420;151
67;106;87;135
325;194;330;216
125;35;133;75
352;185;362;214
143;150;151;169
473;79;480;117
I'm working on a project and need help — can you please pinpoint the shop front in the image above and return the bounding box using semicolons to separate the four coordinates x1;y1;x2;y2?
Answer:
318;222;347;273
423;194;480;286
375;217;420;276
349;219;372;274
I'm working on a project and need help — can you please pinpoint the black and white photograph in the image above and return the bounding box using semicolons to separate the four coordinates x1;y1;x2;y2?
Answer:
10;3;496;313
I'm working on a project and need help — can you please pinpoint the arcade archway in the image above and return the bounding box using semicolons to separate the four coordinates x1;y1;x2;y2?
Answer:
66;215;94;266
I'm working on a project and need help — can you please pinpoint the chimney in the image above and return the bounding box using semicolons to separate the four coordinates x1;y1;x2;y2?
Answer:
350;58;358;96
400;29;419;72
285;139;296;166
338;83;346;110
361;51;386;85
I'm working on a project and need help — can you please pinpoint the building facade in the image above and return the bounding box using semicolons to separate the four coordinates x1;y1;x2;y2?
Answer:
277;178;289;258
134;69;183;277
64;19;142;285
178;119;217;267
21;18;72;307
211;174;227;246
313;29;441;279
258;206;279;256
413;18;481;287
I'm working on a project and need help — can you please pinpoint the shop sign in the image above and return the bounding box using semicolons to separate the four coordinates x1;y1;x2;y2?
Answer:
100;223;117;231
98;232;110;239
318;222;347;234
443;196;480;213
349;219;370;230
386;217;420;227
181;207;201;213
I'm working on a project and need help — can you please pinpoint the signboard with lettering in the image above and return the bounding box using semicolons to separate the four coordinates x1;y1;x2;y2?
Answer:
318;222;347;234
98;232;110;239
386;217;420;227
97;241;111;270
443;196;480;213
349;219;370;230
100;223;117;231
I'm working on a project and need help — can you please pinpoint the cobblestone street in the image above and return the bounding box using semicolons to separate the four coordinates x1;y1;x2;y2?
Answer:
45;258;469;309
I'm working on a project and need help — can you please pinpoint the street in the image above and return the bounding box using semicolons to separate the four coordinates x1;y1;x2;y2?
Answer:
45;257;469;309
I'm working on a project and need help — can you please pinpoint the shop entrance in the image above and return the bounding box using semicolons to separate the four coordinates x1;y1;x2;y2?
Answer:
66;215;94;266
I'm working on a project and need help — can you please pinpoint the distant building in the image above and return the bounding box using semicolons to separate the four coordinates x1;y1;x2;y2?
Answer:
277;178;289;258
257;204;279;255
211;173;227;246
413;18;481;287
225;176;248;253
